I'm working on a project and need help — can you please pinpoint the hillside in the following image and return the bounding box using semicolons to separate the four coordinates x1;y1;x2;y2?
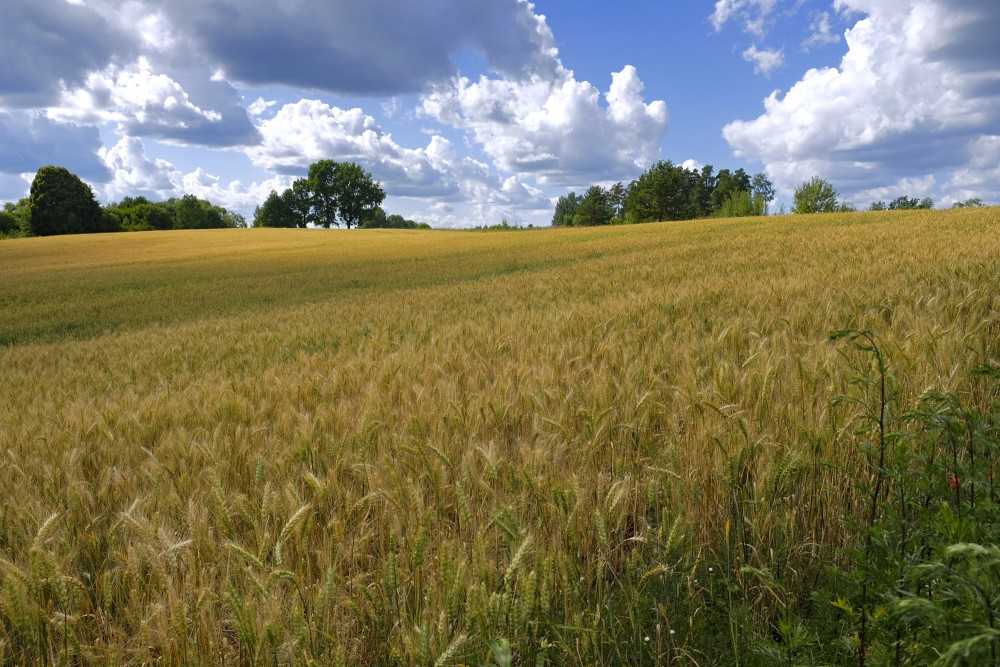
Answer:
1;209;998;664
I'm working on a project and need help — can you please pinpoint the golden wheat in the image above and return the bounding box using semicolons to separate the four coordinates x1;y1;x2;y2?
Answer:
0;209;998;664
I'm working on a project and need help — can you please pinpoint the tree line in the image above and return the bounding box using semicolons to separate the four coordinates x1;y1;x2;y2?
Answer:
786;177;981;213
0;166;246;238
0;160;428;239
791;176;941;213
555;166;992;225
253;159;427;229
552;161;776;226
2;162;991;240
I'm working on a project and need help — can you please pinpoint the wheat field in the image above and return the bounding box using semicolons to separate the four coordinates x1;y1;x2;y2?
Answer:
1;209;998;665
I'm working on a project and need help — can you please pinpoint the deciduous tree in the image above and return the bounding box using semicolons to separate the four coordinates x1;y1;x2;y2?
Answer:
552;192;580;226
750;173;775;214
254;190;299;228
174;194;207;229
333;162;385;229
306;159;342;228
792;176;839;214
298;160;386;228
623;160;697;223
0;199;29;237
27;166;109;236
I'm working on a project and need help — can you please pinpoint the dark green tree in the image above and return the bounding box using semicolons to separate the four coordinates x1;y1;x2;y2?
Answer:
254;190;298;228
888;196;918;210
27;166;110;236
105;196;173;231
0;210;18;237
333;162;385;229
622;160;696;223
361;206;388;229
302;160;385;228
792;176;839;214
203;206;225;229
691;165;716;218
711;168;751;212
283;181;312;227
385;214;416;229
174;194;207;229
608;182;627;221
572;185;614;226
874;196;934;211
552;192;580;226
359;208;426;229
305;160;341;227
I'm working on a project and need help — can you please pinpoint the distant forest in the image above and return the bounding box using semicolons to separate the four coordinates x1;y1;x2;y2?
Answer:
553;161;985;226
0;162;426;239
553;162;775;226
2;162;990;240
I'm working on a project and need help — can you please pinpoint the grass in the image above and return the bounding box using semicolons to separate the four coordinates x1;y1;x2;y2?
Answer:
0;209;998;664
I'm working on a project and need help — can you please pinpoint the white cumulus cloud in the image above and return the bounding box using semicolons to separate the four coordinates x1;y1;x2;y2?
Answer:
419;65;667;186
245;99;551;226
742;45;784;76
99;136;179;199
99;135;289;213
49;58;222;128
803;11;842;51
711;0;779;37
724;0;1000;203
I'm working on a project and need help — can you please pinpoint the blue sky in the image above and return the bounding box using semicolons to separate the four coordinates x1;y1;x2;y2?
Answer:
2;0;998;227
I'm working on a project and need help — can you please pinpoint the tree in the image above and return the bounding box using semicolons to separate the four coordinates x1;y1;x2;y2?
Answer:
572;185;615;226
27;166;110;236
792;176;839;214
333;162;385;228
608;182;628;221
204;206;225;229
0;210;18;237
711;168;752;212
306;160;342;228
690;165;716;218
952;197;985;208
283;181;312;227
359;207;426;229
714;190;757;218
220;210;248;228
623;160;697;223
254;190;299;228
298;160;386;228
888;196;923;210
361;206;388;229
174;194;207;229
1;199;29;237
750;173;775;215
105;196;173;231
552;192;580;226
